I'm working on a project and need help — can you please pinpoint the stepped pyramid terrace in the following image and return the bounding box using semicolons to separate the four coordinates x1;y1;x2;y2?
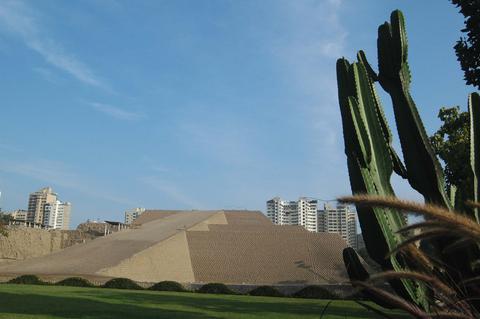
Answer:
0;210;349;285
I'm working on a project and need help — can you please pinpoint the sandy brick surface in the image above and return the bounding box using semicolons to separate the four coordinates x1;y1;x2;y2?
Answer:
223;211;271;225
97;231;195;282
207;224;306;232
132;210;179;225
187;230;348;284
188;212;227;231
0;211;214;276
0;210;350;285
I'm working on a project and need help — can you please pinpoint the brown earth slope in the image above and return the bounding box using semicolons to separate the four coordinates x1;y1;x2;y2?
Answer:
0;210;349;284
0;211;214;277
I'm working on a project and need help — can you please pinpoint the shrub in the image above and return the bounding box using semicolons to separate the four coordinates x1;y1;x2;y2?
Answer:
149;281;187;292
102;278;143;290
55;277;94;287
248;286;284;297
8;275;45;285
293;285;339;299
197;283;236;295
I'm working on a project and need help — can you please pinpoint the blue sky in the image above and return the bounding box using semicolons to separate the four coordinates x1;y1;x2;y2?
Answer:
0;0;473;227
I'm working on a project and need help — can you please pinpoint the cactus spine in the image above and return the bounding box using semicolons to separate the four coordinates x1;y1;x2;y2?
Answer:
337;9;480;310
376;11;450;208
470;92;480;222
337;54;425;306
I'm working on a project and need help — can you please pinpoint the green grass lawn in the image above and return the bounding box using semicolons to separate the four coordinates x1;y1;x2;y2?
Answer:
0;284;409;319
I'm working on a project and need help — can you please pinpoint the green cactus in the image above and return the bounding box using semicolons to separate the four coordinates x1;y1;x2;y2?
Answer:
470;92;480;222
337;9;480;312
376;11;450;208
337;55;426;307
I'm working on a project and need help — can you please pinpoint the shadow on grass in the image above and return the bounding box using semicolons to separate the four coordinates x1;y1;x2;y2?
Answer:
0;287;410;319
0;291;213;319
74;289;408;318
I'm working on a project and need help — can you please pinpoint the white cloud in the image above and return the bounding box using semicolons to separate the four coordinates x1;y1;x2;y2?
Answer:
140;156;170;173
0;0;108;90
90;102;144;121
141;176;204;209
274;0;347;92
85;0;122;12
271;0;348;164
150;165;169;173
178;120;258;167
0;141;23;152
32;66;61;84
327;0;343;8
0;158;134;205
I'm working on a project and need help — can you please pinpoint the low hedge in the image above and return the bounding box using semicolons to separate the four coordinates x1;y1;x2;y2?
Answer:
102;278;143;290
8;275;46;285
149;281;187;292
293;285;339;299
55;277;94;287
248;286;284;297
197;283;236;295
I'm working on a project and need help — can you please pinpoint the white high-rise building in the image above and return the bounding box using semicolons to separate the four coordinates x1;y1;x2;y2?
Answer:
267;197;294;225
266;197;279;224
266;197;318;232
267;198;358;246
298;197;319;232
124;207;146;224
318;203;357;248
43;200;71;230
281;200;298;225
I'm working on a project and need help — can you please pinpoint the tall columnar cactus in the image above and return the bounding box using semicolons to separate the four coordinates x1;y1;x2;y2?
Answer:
337;54;426;306
470;92;480;222
337;9;480;311
376;11;450;208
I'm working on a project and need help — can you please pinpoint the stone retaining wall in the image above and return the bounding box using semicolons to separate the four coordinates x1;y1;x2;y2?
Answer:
0;227;94;263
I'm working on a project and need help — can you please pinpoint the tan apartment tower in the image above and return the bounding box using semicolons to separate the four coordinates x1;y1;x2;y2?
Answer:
27;187;57;224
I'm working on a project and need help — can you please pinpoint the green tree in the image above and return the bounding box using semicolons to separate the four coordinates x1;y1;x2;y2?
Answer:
0;213;10;223
430;106;472;209
427;1;480;208
452;0;480;89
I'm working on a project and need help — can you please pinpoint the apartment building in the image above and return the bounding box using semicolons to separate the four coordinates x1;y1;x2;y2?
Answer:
266;197;281;224
124;207;146;224
267;197;295;226
266;197;318;232
318;203;357;248
9;209;27;221
43;200;71;230
266;197;358;247
27;187;57;224
298;198;319;232
27;187;71;229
